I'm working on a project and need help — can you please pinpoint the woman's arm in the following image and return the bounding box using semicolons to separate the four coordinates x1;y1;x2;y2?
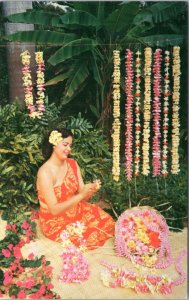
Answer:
37;167;95;216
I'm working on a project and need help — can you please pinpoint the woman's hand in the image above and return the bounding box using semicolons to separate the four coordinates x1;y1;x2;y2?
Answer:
80;180;101;200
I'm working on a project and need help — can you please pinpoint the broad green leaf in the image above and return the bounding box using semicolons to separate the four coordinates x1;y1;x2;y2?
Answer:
133;2;187;28
5;30;76;45
6;10;65;27
138;34;184;46
60;11;98;26
45;73;69;86
104;2;139;33
90;52;103;86
48;38;97;65
65;62;89;97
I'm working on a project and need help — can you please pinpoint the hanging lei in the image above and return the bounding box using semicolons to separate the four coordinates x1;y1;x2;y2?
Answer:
134;50;142;176
162;50;171;176
152;49;162;176
125;49;134;181
35;52;45;115
171;46;181;174
142;47;152;175
20;50;46;118
112;50;121;181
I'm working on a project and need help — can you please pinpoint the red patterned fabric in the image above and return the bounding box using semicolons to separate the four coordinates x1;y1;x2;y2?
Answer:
38;158;115;248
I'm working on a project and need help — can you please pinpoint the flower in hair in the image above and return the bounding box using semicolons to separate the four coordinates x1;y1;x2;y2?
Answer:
49;130;63;146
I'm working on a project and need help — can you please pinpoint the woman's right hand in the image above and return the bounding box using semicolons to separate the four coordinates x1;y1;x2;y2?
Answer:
80;182;99;200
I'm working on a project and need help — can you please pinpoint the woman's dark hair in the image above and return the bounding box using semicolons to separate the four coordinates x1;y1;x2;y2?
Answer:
42;128;73;160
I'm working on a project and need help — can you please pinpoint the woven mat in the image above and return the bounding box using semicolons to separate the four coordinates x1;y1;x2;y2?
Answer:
0;218;187;299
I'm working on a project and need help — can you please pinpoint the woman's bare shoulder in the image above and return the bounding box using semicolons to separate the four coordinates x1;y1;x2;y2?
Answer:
37;161;52;180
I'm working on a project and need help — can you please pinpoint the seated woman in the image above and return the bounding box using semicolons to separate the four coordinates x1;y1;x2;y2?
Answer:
37;128;115;249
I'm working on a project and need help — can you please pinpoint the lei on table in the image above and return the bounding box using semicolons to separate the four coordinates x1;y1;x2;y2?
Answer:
134;50;142;176
100;206;186;295
125;49;134;181
171;46;181;174
142;47;152;176
59;221;90;283
162;50;171;176
112;50;121;182
0;212;60;299
152;49;162;176
20;50;46;119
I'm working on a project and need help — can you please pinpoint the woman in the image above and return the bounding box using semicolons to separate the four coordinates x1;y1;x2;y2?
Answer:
37;128;115;249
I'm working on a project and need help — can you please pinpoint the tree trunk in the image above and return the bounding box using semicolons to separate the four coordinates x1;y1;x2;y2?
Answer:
2;1;35;103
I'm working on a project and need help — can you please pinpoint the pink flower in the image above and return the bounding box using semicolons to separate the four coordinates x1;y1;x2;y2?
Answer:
13;246;22;259
2;248;11;258
28;252;35;260
7;244;13;250
22;220;30;230
47;282;54;289
3;271;13;285
25;278;36;289
17;290;26;299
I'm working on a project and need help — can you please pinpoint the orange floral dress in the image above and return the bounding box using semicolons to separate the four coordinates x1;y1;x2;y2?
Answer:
38;158;115;248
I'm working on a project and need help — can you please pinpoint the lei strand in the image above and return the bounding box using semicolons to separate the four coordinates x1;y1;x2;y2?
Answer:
112;50;121;181
20;50;46;119
162;50;171;176
171;46;181;174
134;50;142;176
35;52;45;115
125;49;134;181
152;49;162;176
142;47;152;175
59;221;90;283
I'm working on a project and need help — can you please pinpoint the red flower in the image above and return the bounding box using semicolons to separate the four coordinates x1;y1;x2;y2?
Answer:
17;290;26;299
148;231;160;248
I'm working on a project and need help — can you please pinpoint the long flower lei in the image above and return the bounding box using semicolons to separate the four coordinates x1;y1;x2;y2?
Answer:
152;49;162;176
59;221;90;283
171;46;181;174
134;50;142;176
100;248;186;295
142;47;152;175
20;50;46;119
162;50;171;176
125;49;134;181
112;50;121;181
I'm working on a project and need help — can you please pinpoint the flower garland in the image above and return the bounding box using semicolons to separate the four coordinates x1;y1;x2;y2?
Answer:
152;49;162;176
162;50;171;176
134;50;142;176
101;206;187;295
171;46;181;174
20;50;46;119
0;212;60;299
115;207;173;269
100;248;186;295
59;221;90;283
35;52;46;114
112;50;121;182
125;49;134;181
142;48;152;175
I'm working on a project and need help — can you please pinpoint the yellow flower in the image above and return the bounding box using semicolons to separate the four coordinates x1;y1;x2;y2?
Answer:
49;130;63;146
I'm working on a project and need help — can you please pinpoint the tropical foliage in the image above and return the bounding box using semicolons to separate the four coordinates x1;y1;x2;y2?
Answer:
0;102;112;210
3;1;188;129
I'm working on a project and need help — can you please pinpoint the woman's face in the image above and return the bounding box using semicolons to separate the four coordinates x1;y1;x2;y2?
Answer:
53;136;73;160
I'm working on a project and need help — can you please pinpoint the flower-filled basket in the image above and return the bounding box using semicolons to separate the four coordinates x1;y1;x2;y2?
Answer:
115;206;173;268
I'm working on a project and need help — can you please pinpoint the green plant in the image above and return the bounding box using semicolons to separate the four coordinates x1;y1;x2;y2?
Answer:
99;162;187;230
0;102;112;211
